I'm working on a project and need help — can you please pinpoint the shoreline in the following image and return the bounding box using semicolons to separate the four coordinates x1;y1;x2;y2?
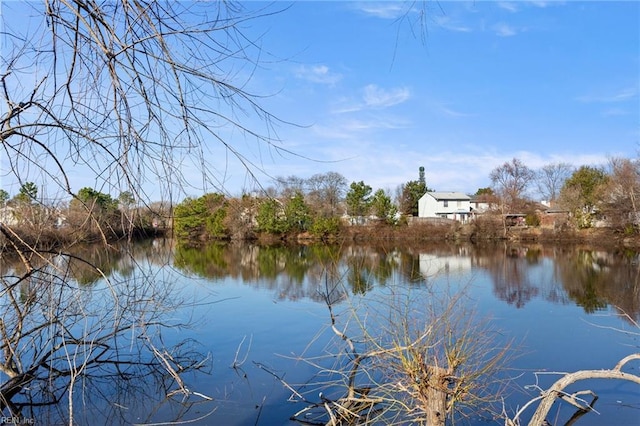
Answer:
2;222;639;254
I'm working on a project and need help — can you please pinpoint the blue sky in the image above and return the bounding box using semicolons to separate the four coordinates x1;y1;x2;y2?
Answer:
229;0;639;198
1;1;638;201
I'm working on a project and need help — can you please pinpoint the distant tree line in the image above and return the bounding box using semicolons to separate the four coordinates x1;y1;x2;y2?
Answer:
486;157;639;232
0;183;164;244
171;157;639;244
3;156;639;246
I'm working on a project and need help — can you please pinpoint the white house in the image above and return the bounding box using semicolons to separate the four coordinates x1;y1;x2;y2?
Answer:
418;192;471;223
469;196;492;214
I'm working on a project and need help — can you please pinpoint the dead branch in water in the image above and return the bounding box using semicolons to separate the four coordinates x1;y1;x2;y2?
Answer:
506;353;640;426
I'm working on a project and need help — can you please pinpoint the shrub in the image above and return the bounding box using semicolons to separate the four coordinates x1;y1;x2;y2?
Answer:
525;212;540;227
309;216;342;239
255;198;288;234
173;193;228;242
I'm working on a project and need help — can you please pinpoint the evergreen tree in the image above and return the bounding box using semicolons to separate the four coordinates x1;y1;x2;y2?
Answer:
256;198;288;234
371;189;398;224
284;192;311;232
345;181;372;220
14;182;38;203
400;167;431;216
0;189;9;205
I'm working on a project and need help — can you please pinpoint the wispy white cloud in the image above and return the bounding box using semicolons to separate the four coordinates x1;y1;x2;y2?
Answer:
528;1;551;8
496;1;561;14
438;105;474;118
497;2;519;13
294;64;342;85
577;86;638;103
332;84;411;113
341;118;395;131
351;2;405;19
313;116;410;139
493;22;517;37
330;103;362;114
330;94;366;114
433;16;472;33
602;107;630;117
363;84;411;108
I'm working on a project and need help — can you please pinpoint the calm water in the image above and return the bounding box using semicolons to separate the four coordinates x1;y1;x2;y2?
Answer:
3;240;639;425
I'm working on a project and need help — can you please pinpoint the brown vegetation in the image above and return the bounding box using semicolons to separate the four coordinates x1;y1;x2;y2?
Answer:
0;207;167;255
290;275;513;425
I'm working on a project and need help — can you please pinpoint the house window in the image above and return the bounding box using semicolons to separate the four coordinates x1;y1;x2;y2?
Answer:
443;200;448;207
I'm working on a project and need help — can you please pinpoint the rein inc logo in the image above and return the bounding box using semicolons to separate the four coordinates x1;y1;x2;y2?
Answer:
1;418;34;425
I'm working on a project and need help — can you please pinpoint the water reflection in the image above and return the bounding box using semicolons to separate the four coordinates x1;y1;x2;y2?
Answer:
172;242;639;319
475;246;542;308
0;241;210;424
4;241;636;319
2;240;638;424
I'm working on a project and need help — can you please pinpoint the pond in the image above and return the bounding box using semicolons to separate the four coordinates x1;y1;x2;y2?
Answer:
1;240;639;425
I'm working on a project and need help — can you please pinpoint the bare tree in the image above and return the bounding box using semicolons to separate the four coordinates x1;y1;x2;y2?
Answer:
291;276;512;426
0;1;283;421
274;175;307;199
600;157;640;230
307;172;348;216
536;162;573;206
490;158;535;211
1;1;286;205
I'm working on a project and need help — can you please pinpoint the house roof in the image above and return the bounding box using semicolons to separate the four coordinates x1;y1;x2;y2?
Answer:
422;191;470;201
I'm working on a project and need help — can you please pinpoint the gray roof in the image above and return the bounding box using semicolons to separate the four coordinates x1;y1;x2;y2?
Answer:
424;191;470;201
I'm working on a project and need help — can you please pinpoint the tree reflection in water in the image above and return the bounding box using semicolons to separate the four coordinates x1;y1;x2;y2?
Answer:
174;241;639;321
3;240;637;423
170;240;639;424
0;242;212;425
